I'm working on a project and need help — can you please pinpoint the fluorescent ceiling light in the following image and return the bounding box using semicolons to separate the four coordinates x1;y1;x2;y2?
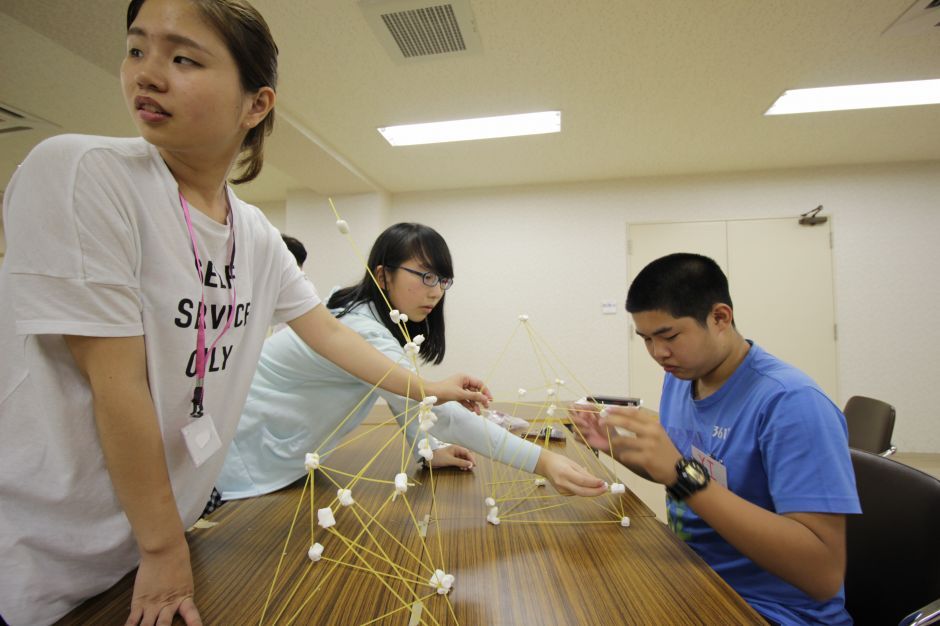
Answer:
765;78;940;115
378;110;561;146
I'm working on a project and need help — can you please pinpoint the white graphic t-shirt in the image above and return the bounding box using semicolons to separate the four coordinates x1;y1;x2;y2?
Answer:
0;134;319;625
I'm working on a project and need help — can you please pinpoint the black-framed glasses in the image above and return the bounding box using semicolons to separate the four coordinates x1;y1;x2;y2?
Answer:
387;265;454;290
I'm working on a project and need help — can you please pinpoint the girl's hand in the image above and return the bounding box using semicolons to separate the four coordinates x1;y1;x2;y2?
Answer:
429;444;476;470
427;374;492;414
127;539;203;626
534;449;607;496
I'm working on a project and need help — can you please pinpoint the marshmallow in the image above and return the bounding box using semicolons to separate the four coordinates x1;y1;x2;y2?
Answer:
429;569;455;595
317;507;336;529
610;482;626;494
534;478;547;487
518;314;529;322
486;506;501;525
399;313;409;323
404;342;420;355
621;516;631;527
304;452;320;472
599;407;609;418
337;488;355;507
394;472;408;494
413;334;425;345
418;439;434;461
308;543;324;561
546;404;557;417
418;403;437;432
547;388;556;397
484;497;496;507
335;219;349;234
389;309;401;324
555;378;565;386
517;388;527;397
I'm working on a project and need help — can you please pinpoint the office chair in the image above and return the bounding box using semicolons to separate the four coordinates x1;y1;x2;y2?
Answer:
845;449;940;626
843;395;897;456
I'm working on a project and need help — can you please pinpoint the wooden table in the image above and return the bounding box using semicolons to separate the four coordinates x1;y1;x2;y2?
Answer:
60;426;764;625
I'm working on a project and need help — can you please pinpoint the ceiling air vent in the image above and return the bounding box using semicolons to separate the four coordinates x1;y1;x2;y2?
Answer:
361;0;481;62
0;102;57;136
883;0;940;36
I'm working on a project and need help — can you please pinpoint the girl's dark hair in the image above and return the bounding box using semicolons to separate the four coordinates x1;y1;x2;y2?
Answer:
126;0;278;184
328;223;453;365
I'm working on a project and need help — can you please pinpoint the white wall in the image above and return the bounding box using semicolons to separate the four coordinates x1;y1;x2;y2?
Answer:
287;160;940;453
256;200;287;233
284;190;390;300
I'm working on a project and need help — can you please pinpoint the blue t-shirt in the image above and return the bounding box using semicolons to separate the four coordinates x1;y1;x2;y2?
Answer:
660;342;860;625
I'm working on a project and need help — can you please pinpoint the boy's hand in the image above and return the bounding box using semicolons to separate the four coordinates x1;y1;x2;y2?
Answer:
429;444;476;470
600;406;682;485
535;449;607;496
566;401;612;452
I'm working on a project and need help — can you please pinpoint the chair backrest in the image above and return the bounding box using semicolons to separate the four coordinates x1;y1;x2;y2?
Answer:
845;449;940;625
843;395;896;454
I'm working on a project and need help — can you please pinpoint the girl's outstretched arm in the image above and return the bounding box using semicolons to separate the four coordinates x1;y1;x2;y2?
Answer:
288;305;490;410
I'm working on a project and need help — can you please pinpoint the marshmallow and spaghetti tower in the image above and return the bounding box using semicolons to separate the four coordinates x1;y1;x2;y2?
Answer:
258;200;634;625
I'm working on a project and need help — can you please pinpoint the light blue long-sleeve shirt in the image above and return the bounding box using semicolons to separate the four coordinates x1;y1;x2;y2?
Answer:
217;302;541;500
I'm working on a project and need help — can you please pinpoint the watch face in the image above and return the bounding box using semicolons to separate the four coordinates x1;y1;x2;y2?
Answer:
685;462;706;484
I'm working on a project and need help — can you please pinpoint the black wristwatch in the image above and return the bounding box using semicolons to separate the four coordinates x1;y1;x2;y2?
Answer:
666;457;710;501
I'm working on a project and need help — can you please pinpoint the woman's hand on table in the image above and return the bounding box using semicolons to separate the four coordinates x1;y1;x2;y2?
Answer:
535;449;607;496
429;444;476;470
127;538;203;626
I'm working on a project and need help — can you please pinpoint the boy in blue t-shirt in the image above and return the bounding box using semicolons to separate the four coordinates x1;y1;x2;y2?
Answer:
571;253;860;624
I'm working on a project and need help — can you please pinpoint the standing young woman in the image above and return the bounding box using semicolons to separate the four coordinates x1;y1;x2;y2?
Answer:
217;223;607;501
0;2;487;625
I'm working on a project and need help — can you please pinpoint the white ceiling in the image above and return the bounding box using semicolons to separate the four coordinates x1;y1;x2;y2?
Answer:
1;0;939;204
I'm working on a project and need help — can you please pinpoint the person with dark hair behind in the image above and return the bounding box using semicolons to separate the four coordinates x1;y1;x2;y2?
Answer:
281;234;307;268
266;235;308;335
570;253;860;624
217;223;607;502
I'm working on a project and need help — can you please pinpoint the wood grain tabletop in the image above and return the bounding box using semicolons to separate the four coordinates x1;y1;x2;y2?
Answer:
58;425;764;625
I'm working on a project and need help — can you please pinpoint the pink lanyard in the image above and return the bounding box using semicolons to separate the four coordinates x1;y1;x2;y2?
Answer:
179;191;237;417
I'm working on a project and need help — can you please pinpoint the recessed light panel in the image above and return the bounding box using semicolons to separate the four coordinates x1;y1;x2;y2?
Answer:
766;79;940;115
378;111;561;146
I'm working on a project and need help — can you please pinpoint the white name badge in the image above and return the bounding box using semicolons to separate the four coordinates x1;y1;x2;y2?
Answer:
691;445;728;489
182;413;222;468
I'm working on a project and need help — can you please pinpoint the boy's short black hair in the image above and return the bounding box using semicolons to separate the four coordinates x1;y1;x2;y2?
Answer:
626;253;733;327
281;235;307;268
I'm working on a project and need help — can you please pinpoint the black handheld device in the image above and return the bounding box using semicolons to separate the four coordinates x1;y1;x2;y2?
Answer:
587;395;641;407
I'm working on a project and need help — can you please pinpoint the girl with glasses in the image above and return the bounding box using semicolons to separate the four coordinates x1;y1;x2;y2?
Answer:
216;223;607;506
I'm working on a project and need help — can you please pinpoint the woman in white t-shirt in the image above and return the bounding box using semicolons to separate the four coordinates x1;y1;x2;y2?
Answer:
0;2;488;625
216;223;608;504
